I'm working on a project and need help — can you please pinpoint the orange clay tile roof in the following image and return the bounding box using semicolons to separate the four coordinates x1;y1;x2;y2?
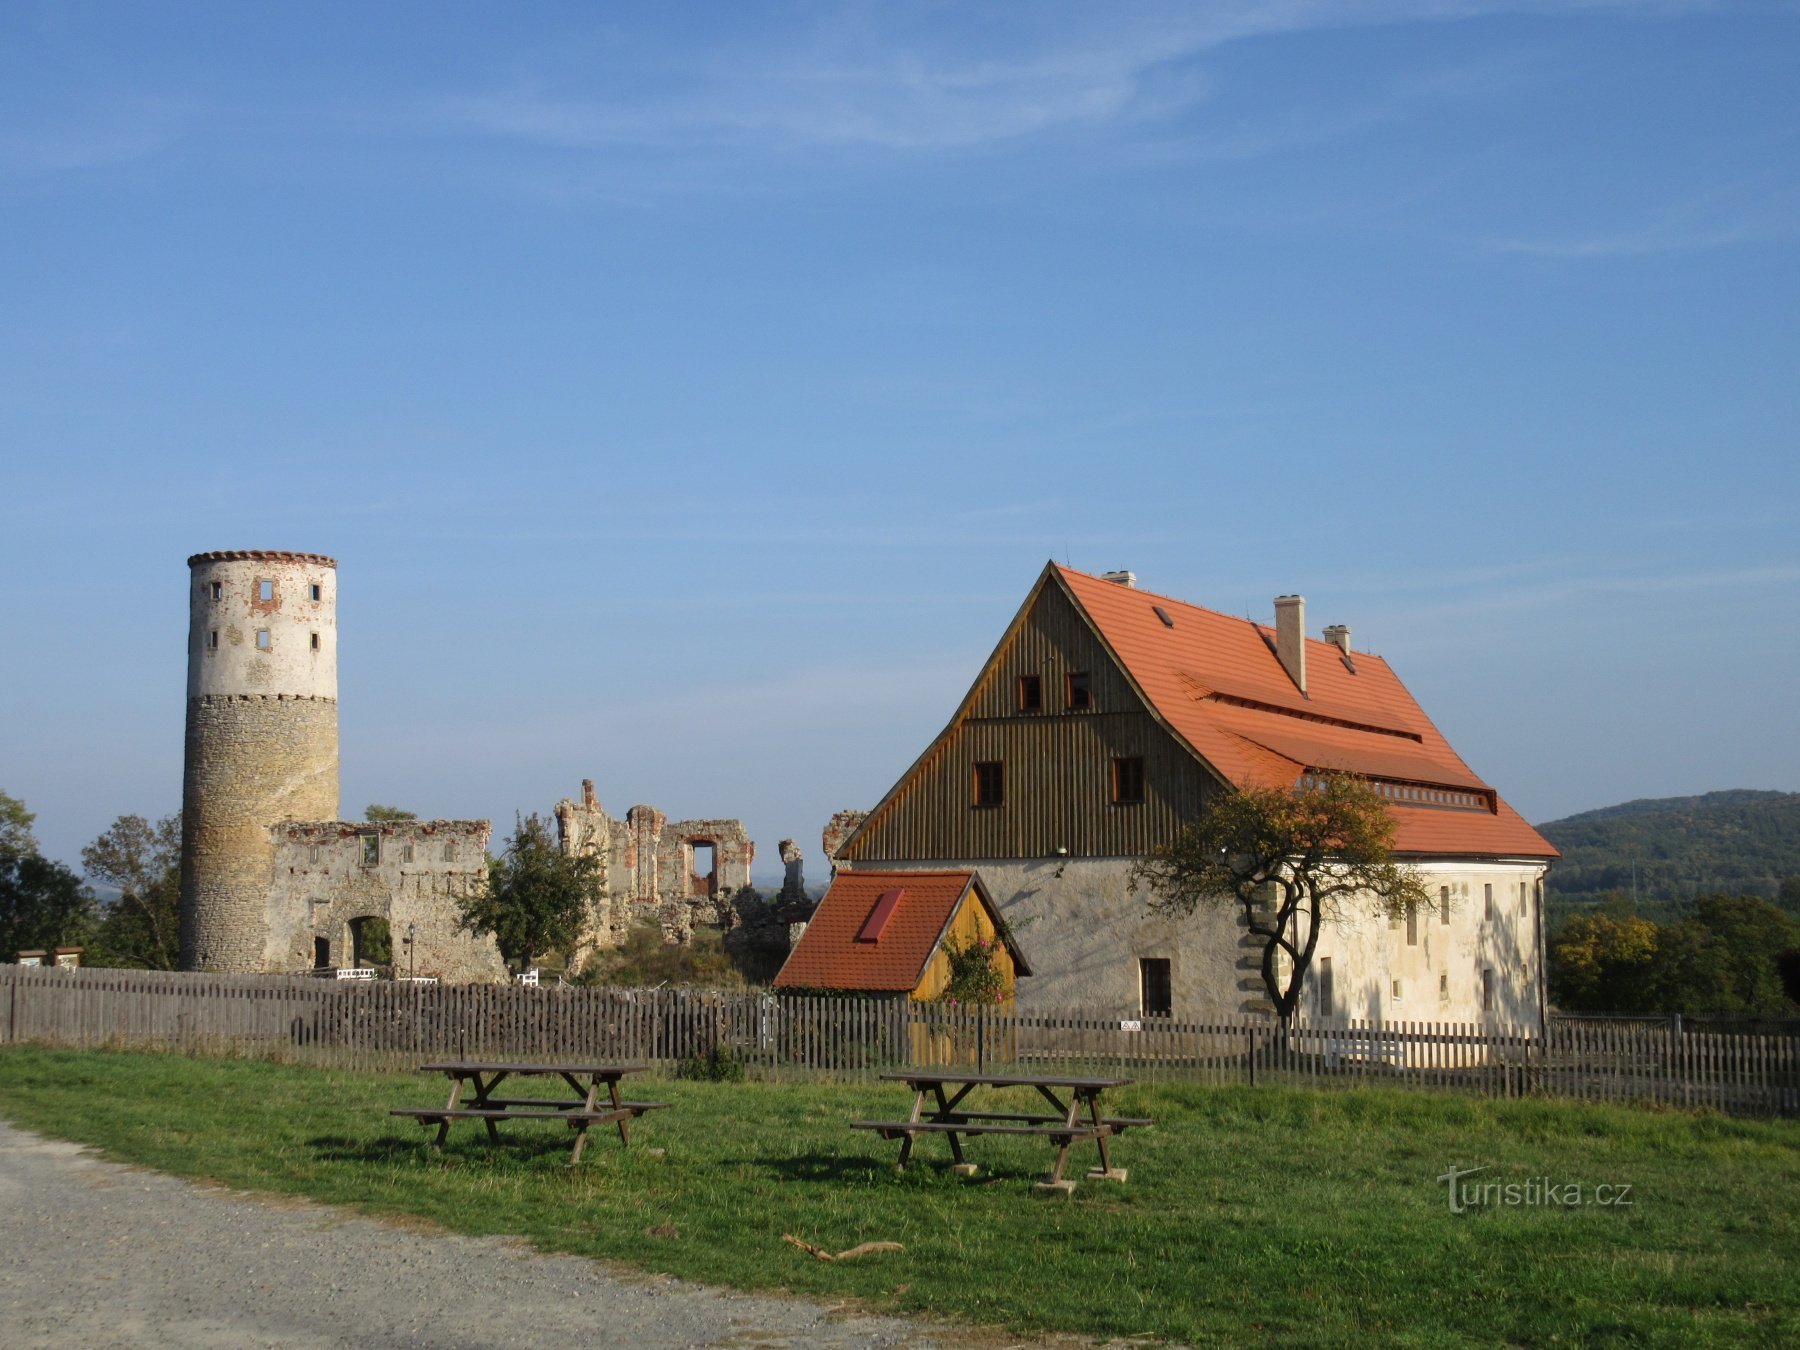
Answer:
1054;565;1557;859
774;870;1023;992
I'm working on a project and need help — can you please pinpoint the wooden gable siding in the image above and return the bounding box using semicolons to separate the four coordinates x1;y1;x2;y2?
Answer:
911;891;1016;1003
844;579;1215;862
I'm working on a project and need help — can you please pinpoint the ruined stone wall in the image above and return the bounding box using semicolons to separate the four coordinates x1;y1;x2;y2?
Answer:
821;810;868;873
553;779;758;953
268;820;506;983
180;550;340;973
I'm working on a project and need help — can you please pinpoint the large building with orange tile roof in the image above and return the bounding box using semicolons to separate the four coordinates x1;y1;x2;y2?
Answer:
832;563;1557;1030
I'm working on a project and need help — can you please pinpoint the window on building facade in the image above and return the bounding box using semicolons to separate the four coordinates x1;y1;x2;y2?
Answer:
401;842;415;864
255;629;271;650
1520;880;1529;915
360;834;379;866
973;760;1005;808
1391;978;1403;1002
1318;956;1334;1018
1440;884;1451;925
1439;972;1449;1001
1139;957;1172;1016
1066;671;1092;711
1482;967;1494;1013
309;583;322;601
209;581;222;601
207;629;219;651
1406;900;1419;946
443;841;455;862
1017;674;1042;712
1484;884;1494;922
258;579;274;602
310;632;321;651
1112;756;1145;804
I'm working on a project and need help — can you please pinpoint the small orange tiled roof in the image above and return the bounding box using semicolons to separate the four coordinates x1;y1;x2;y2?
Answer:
1055;566;1557;859
774;870;1023;992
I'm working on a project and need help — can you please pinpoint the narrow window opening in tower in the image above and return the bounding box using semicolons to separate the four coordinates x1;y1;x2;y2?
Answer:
207;630;219;651
360;834;379;866
310;633;320;651
442;840;455;862
401;842;415;864
255;629;271;650
209;581;222;601
690;841;718;896
308;583;321;601
258;579;274;602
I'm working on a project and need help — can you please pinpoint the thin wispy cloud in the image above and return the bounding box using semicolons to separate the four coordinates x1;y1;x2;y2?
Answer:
1486;173;1800;258
425;1;1701;159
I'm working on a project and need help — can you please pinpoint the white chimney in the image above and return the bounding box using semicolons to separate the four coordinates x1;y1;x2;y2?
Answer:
1323;624;1351;656
1274;595;1306;694
1100;570;1137;588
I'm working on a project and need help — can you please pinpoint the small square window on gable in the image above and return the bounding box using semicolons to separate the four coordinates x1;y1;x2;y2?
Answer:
973;760;1004;808
855;888;905;943
1066;671;1092;711
258;579;274;602
1017;674;1042;713
255;629;271;650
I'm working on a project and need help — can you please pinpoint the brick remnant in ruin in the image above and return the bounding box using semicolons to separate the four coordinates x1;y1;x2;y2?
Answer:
778;840;806;904
821;810;869;874
554;778;756;952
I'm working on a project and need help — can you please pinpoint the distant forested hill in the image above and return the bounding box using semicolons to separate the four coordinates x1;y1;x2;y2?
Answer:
1538;790;1800;918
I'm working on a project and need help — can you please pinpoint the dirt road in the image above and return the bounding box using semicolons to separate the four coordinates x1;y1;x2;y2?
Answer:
0;1119;954;1348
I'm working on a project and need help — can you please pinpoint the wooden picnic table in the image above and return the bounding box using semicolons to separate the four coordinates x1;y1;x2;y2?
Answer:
852;1071;1150;1192
391;1060;667;1165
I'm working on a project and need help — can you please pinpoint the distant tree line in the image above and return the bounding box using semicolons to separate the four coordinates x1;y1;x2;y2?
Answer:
1549;893;1800;1020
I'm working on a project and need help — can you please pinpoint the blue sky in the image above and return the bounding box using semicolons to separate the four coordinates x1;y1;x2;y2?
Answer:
3;0;1796;878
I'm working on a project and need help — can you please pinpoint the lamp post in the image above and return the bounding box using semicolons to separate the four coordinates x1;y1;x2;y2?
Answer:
404;922;417;980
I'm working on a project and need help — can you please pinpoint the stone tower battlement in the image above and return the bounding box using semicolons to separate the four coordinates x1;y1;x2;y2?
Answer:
180;550;341;971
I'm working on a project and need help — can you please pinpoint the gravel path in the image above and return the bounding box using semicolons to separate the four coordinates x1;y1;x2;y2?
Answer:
0;1118;976;1349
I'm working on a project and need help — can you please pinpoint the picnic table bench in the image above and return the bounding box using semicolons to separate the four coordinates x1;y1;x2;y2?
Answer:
853;1071;1150;1192
392;1061;666;1165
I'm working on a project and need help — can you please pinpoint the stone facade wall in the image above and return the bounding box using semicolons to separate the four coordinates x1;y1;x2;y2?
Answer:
553;779;757;954
181;694;339;972
268;820;505;982
850;855;1548;1031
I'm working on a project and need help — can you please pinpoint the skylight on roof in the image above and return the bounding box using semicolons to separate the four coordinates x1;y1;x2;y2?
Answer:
856;888;905;943
1153;605;1174;628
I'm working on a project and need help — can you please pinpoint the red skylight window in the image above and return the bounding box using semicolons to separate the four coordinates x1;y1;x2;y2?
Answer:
856;888;906;943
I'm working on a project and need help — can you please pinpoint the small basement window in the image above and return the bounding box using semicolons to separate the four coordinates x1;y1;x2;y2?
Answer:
258;579;274;602
1017;674;1042;713
255;629;271;650
1066;671;1092;711
359;834;379;866
973;760;1005;808
1139;957;1172;1017
1112;756;1145;804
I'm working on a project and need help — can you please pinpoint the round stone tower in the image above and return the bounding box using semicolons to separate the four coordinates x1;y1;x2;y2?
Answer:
180;550;340;972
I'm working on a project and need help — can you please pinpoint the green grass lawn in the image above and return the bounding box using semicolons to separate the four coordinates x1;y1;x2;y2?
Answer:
1;1047;1796;1345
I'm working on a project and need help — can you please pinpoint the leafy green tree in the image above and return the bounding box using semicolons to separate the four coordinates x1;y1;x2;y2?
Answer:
1549;910;1661;1012
1;850;95;959
459;814;599;974
1649;896;1800;1019
364;804;418;822
81;814;182;970
1132;773;1429;1029
1;789;38;861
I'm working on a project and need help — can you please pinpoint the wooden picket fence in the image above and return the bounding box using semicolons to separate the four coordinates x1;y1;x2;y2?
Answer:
3;965;1796;1115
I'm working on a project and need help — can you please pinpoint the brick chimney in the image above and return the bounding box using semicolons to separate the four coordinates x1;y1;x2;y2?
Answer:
1274;595;1306;694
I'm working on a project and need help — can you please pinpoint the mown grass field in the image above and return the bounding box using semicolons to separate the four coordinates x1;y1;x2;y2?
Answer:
1;1046;1796;1345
